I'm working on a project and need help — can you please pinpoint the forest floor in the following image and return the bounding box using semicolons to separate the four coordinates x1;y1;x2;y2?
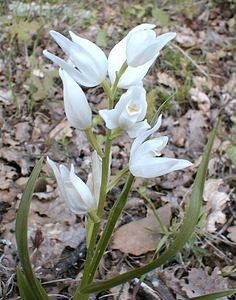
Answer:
0;0;236;299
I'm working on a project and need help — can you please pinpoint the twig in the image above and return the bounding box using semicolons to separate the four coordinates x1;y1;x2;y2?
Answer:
169;43;209;79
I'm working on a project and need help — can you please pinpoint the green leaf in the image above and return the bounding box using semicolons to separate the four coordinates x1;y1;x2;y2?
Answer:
96;29;107;48
152;7;170;26
226;144;236;166
17;267;36;300
107;166;129;192
10;20;41;44
190;289;236;300
81;118;220;294
15;157;49;300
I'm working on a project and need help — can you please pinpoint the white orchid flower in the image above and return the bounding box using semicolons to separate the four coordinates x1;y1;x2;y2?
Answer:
129;115;192;178
43;30;108;87
108;24;176;89
59;69;92;130
47;152;102;215
86;151;102;202
99;86;150;138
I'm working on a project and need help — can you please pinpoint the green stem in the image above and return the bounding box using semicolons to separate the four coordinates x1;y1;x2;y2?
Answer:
73;133;112;300
110;61;128;108
88;210;100;223
87;174;134;283
97;134;112;217
73;223;99;300
101;79;112;103
107;166;129;192
85;127;103;157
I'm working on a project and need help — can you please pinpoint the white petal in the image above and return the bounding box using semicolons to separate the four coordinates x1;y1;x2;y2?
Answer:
119;60;155;88
108;37;127;86
70;165;96;211
47;157;63;186
133;136;169;158
127;31;176;67
115;86;147;130
130;157;192;178
59;164;70;179
130;114;162;156
108;24;158;89
99;109;119;129
91;151;102;202
155;32;176;51
118;109;140;130
50;30;73;56
43;50;96;87
126;120;150;138
127;23;156;36
69;31;108;80
59;69;92;130
47;158;68;200
126;30;158;67
51;30;107;85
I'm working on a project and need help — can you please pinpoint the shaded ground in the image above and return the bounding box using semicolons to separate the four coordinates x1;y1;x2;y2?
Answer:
0;0;236;299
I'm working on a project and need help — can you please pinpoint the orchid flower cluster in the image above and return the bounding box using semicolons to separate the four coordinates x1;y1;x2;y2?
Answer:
44;24;191;220
15;23;232;300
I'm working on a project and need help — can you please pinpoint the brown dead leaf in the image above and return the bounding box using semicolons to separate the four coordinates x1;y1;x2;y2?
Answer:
112;204;171;256
0;90;13;105
157;72;178;88
190;88;211;114
15;122;31;142
227;222;236;243
20;196;86;269
181;267;228;299
0;163;17;190
172;126;186;147
0;148;32;175
203;179;230;233
48;118;73;141
192;76;213;91
185;109;207;158
158;269;187;300
175;27;199;48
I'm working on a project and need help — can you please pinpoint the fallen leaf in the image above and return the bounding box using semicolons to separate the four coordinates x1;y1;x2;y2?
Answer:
27;196;86;269
190;88;211;114
203;179;230;233
15;122;31;142
0;164;17;190
175;27;199;48
0;148;32;175
48;118;73;141
157;72;178;88
185;110;207;158
112;205;171;256
227;222;236;243
181;267;228;298
0;90;13;105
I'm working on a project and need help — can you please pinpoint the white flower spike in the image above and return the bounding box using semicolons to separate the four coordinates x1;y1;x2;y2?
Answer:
99;86;150;138
129;115;192;178
47;152;102;215
43;30;108;87
59;69;92;130
108;24;176;89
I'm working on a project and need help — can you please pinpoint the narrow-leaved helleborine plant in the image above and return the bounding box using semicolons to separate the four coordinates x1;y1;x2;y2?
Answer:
15;22;230;300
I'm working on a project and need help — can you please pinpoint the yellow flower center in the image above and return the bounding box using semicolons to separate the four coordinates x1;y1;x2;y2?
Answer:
127;104;139;114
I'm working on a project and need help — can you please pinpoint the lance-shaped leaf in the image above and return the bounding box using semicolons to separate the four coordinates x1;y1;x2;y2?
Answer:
15;157;49;300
